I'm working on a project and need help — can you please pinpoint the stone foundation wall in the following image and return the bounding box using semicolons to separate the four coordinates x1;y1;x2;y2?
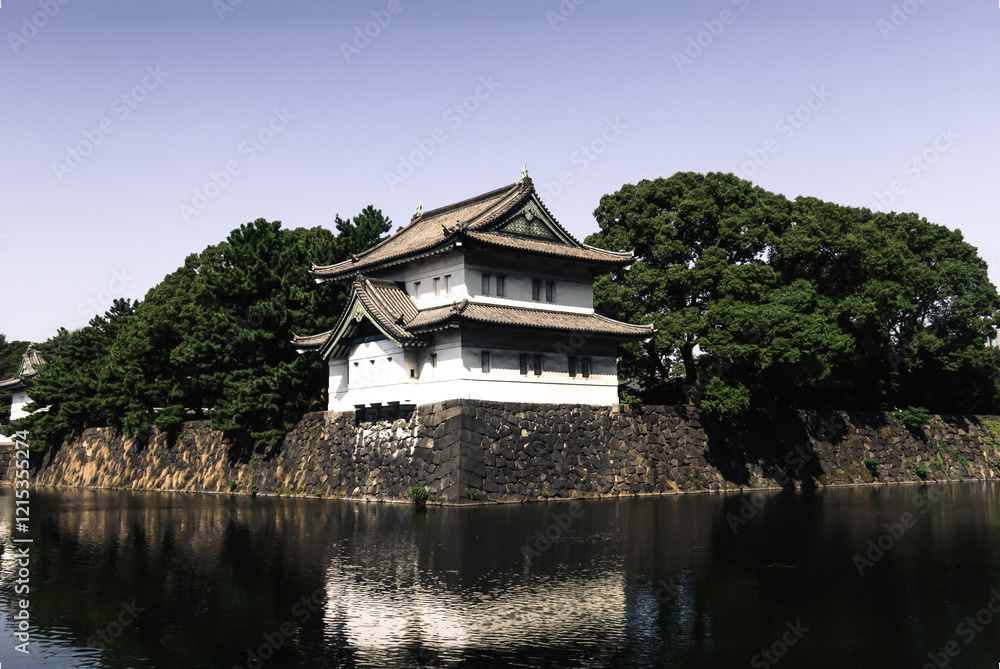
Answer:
5;402;999;502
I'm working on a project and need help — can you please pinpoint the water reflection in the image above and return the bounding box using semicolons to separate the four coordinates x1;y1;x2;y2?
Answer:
0;484;997;668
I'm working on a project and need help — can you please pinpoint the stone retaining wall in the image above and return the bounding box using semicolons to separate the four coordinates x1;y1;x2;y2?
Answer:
5;402;999;502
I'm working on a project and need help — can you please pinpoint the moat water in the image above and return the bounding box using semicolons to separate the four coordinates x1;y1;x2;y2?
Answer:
0;483;998;668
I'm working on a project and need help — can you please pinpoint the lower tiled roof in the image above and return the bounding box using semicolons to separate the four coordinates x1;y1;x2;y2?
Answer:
408;301;654;339
294;275;655;358
0;377;25;391
292;331;332;351
0;349;46;390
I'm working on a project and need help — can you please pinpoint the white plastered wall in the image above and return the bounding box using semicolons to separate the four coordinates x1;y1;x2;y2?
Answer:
328;328;621;410
9;391;33;422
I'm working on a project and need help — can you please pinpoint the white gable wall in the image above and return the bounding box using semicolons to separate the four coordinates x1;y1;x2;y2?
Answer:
10;391;33;422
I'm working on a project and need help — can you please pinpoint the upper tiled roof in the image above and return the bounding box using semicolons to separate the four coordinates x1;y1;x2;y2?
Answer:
463;231;632;264
311;177;632;280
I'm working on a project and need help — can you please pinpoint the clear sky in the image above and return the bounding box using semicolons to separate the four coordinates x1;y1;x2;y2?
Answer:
2;0;998;343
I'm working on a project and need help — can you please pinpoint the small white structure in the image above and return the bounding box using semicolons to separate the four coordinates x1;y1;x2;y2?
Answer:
0;348;45;428
295;175;653;411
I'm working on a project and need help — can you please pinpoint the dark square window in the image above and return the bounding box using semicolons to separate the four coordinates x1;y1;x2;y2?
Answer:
568;356;577;378
532;279;541;301
519;353;529;375
545;280;555;302
481;351;491;374
581;357;591;379
533;354;543;376
482;273;491;295
496;275;505;297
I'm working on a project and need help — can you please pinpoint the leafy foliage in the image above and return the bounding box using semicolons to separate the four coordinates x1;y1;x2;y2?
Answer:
13;210;390;448
9;300;137;447
898;406;931;431
588;172;1000;417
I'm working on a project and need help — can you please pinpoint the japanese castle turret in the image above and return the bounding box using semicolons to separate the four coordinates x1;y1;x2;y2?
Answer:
294;174;653;411
0;348;45;423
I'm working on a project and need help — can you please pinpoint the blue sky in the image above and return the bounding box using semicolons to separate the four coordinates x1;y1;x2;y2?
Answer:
2;0;998;342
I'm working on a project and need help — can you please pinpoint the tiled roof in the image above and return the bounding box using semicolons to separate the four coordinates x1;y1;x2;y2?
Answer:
292;275;430;358
295;273;654;357
353;276;420;343
0;349;46;390
291;330;332;351
408;301;654;339
463;231;632;264
311;177;631;280
0;377;23;391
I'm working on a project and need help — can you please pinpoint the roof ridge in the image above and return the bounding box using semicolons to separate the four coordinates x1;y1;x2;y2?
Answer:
409;180;523;223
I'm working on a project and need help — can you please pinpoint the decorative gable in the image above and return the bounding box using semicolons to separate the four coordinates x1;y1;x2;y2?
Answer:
489;198;572;245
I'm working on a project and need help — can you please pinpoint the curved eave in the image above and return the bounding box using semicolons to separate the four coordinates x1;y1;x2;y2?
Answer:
311;238;462;283
408;303;655;342
0;377;26;391
291;330;333;355
461;231;634;267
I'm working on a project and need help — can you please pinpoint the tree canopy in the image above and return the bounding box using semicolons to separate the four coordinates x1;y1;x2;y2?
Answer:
8;209;390;447
587;172;1000;417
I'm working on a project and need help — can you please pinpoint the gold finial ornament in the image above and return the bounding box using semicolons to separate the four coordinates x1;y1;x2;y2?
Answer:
415;200;423;217
517;163;528;184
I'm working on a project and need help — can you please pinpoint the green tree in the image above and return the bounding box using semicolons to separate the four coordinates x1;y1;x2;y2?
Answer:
9;300;137;447
101;210;390;443
589;172;1000;416
586;172;792;412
